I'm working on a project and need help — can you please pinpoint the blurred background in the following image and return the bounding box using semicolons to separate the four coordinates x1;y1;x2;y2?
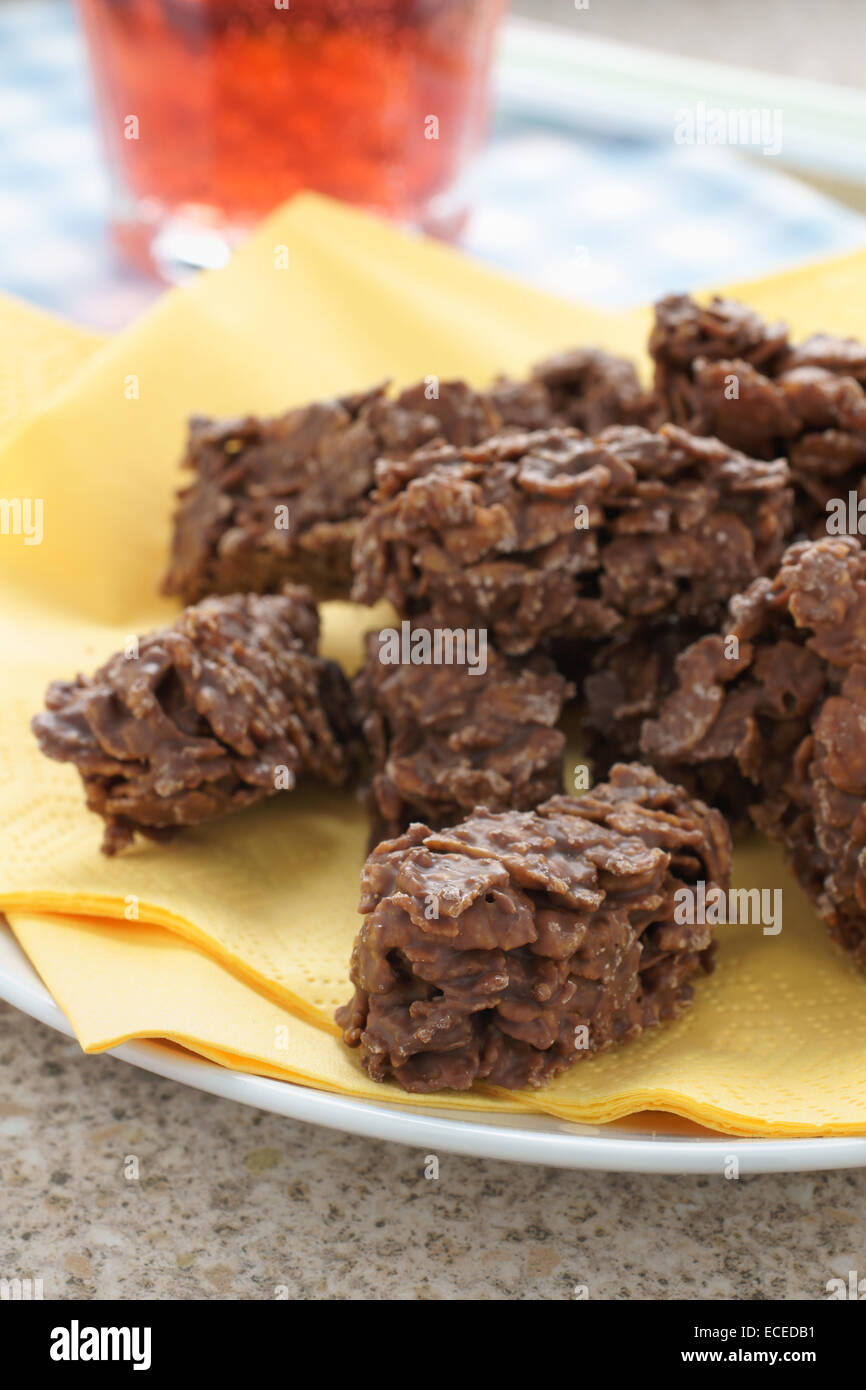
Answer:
516;0;866;87
3;0;866;329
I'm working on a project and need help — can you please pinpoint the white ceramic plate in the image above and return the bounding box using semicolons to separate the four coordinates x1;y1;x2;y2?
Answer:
3;924;865;1174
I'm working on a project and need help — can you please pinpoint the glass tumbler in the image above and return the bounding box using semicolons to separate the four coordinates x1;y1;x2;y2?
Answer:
75;0;507;278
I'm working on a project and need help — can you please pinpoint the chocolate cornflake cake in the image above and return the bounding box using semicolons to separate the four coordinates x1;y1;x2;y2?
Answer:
162;381;502;605
32;587;354;855
354;618;574;842
650;292;866;531
337;763;731;1093
640;536;866;966
352;422;792;656
163;349;662;607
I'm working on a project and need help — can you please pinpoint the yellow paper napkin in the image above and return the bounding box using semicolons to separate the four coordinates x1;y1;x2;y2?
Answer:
0;293;103;440
3;196;866;1137
8;912;528;1113
11;836;866;1136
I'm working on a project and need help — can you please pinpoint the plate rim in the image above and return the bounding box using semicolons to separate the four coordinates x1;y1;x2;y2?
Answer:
2;924;866;1174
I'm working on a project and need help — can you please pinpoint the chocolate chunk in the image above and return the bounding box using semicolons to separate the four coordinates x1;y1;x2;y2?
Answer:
354;618;574;841
337;763;730;1092
641;536;866;965
32;587;354;855
352;422;792;656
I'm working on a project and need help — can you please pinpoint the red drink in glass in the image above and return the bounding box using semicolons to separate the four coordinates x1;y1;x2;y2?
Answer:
75;0;506;276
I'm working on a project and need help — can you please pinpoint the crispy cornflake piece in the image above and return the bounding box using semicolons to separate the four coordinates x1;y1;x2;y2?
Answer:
337;764;730;1093
162;382;502;604
32;587;355;854
641;537;866;966
650;293;866;533
352;423;792;655
163;349;659;606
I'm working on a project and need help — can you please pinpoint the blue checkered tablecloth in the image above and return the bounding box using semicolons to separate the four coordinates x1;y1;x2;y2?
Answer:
3;0;866;330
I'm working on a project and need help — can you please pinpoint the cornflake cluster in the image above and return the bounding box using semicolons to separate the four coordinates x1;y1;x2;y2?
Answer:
337;764;731;1092
33;587;354;854
162;346;656;606
651;292;866;532
162;382;500;604
641;537;866;966
352;423;792;654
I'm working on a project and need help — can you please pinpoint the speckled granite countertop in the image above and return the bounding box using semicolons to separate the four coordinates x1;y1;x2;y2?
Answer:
2;1002;865;1300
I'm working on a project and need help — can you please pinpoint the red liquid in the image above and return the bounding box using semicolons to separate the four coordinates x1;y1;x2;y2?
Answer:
77;0;504;265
